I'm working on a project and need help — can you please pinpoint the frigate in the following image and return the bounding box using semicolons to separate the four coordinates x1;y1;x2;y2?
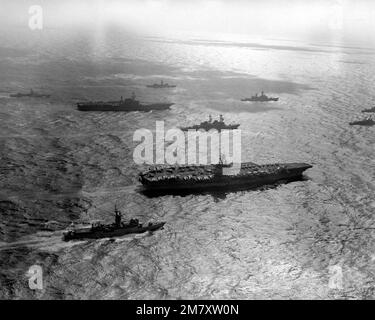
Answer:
349;118;375;126
63;208;165;241
10;89;50;98
146;80;176;88
241;91;279;102
77;92;173;112
362;107;375;113
180;115;240;131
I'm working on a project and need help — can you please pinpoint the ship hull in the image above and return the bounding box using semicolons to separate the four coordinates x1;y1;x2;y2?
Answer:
63;222;165;241
180;124;240;131
140;163;312;193
349;121;375;126
77;103;173;112
146;85;176;88
362;108;375;113
10;94;50;98
241;98;279;102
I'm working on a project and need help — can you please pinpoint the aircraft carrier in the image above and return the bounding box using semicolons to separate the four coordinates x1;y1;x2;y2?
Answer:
139;161;312;192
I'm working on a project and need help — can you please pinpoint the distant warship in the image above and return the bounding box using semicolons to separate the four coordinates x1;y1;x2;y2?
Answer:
180;115;240;131
349;117;375;126
241;91;279;102
77;92;173;112
63;207;165;241
146;80;176;88
10;89;50;98
361;107;375;113
139;160;312;192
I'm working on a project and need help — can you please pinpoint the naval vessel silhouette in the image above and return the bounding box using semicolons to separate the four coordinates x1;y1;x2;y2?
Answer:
241;91;279;102
77;92;173;112
139;161;312;193
180;115;240;131
362;107;375;113
63;207;165;241
10;89;50;98
349;117;375;126
146;80;176;88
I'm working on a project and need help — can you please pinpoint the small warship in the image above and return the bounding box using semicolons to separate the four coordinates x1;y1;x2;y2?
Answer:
10;89;50;98
349;117;375;126
241;91;279;102
180;115;240;131
139;160;312;192
63;207;165;241
77;92;173;112
361;107;375;113
146;80;176;88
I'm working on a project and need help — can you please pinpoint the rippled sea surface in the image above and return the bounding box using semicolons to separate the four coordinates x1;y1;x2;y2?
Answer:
0;28;374;299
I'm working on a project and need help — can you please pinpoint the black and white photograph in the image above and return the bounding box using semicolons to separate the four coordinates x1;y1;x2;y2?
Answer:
0;0;374;303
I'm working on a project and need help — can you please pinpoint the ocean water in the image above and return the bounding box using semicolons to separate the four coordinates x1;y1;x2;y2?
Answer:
0;27;374;299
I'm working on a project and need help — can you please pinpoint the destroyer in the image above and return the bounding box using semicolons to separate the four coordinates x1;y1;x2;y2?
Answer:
362;107;375;113
180;115;240;131
63;207;165;241
139;161;312;192
10;89;50;98
241;91;279;102
349;117;375;126
77;92;173;112
146;80;176;88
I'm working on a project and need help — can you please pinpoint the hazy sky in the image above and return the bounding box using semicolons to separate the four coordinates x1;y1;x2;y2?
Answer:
1;0;375;44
